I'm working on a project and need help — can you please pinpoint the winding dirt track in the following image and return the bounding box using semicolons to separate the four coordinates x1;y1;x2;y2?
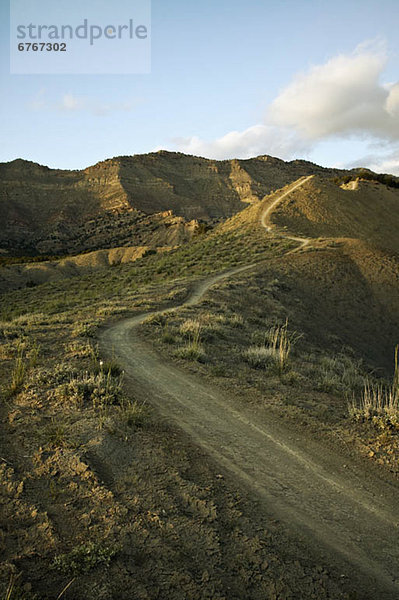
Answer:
100;177;399;598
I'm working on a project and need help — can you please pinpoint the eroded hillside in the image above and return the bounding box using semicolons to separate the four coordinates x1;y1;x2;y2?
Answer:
269;176;399;253
0;152;340;255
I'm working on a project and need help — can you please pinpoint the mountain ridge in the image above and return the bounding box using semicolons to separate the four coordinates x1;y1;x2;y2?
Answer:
1;151;398;257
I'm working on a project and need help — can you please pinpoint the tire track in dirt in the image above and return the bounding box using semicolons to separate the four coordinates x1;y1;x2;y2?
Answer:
100;177;399;599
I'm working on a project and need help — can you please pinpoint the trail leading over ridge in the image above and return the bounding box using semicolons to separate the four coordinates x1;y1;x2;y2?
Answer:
100;177;399;599
261;175;314;253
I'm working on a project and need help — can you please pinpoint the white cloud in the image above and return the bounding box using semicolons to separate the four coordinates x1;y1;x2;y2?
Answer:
30;91;141;116
60;93;81;111
57;93;140;115
385;83;399;118
170;40;399;171
172;124;311;161
269;41;399;141
346;145;399;176
370;156;399;175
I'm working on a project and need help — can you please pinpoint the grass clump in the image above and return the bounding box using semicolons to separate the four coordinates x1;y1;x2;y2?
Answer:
229;313;244;328
3;574;39;600
175;340;206;362
7;350;27;396
57;369;124;408
349;346;399;430
316;354;364;395
175;323;206;362
179;318;201;338
243;320;298;374
243;345;276;369
93;357;122;377
160;322;176;344
118;399;150;428
43;419;67;448
349;383;399;430
266;321;296;373
4;341;39;398
72;321;96;338
52;541;118;575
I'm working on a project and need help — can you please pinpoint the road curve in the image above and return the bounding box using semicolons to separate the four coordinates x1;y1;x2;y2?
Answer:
99;178;399;598
261;175;313;253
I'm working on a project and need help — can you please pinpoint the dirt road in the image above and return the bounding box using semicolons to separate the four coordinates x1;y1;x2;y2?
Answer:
261;175;313;253
100;178;399;598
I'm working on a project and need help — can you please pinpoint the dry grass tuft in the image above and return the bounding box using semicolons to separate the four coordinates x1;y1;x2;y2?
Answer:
349;346;399;430
243;320;298;374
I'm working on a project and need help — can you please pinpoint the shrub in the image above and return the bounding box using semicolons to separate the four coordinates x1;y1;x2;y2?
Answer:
333;170;399;189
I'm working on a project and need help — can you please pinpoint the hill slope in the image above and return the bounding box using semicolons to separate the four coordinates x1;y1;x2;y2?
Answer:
269;176;399;253
0;152;340;255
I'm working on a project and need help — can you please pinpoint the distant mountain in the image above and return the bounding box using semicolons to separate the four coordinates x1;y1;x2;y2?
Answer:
0;151;340;255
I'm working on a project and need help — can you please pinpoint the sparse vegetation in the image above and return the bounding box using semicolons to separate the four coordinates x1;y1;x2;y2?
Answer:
72;321;97;338
243;320;298;374
118;398;150;428
334;170;399;189
52;542;118;575
349;347;399;430
349;382;399;430
1;157;399;599
175;338;206;362
56;368;124;408
243;345;277;369
7;350;27;396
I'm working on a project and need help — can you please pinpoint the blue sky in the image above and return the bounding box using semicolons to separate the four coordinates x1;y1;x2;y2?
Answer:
1;0;399;173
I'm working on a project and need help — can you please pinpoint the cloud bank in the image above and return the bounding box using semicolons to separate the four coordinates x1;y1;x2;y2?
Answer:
172;41;399;173
269;42;399;141
172;125;310;161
